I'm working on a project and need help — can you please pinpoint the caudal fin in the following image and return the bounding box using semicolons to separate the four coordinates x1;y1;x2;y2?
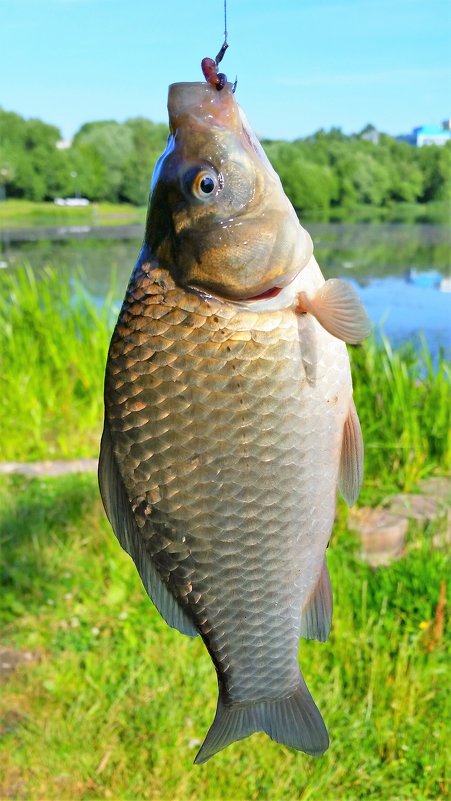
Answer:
194;677;329;765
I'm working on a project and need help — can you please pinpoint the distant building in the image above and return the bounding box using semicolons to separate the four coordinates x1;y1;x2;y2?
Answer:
56;139;73;150
397;121;451;147
359;125;380;145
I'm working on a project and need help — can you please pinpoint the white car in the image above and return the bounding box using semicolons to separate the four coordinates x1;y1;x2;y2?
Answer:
54;197;90;207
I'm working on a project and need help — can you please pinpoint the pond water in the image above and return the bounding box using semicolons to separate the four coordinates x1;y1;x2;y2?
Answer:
1;222;450;358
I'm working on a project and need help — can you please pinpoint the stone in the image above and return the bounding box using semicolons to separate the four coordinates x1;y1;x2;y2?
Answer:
351;475;451;567
349;507;408;568
418;476;451;501
386;493;446;524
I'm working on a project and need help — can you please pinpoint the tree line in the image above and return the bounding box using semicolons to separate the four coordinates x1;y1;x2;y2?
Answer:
1;107;450;214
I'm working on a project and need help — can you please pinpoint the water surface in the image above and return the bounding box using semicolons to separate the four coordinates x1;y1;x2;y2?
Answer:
2;222;450;357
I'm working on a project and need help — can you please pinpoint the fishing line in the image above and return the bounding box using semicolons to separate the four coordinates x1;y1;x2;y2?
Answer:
201;0;231;90
220;0;237;92
223;0;228;46
215;0;229;66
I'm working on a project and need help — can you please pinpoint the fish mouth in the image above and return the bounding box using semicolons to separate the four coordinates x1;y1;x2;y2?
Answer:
241;286;283;302
232;267;302;303
189;271;301;307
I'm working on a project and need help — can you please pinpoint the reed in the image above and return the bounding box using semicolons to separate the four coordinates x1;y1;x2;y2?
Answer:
0;264;114;460
351;336;450;495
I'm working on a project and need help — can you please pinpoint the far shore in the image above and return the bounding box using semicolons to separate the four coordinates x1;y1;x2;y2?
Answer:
0;198;448;230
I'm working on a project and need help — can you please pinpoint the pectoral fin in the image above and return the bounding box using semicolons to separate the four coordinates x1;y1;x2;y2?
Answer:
338;398;364;507
300;559;333;642
98;423;198;637
295;279;371;344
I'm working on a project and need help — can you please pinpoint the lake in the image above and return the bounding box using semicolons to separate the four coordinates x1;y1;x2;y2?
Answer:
1;221;450;358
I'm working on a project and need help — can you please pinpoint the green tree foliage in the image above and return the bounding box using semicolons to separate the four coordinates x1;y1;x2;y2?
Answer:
72;121;135;202
418;141;451;202
120;118;168;205
0;107;449;213
70;117;168;203
263;140;338;215
0;110;62;201
276;128;426;211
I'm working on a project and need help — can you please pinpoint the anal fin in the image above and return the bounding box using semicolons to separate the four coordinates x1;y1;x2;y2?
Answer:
300;559;333;642
338;398;364;507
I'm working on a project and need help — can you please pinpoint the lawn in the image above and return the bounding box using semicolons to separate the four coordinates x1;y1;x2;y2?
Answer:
0;200;147;229
0;473;448;800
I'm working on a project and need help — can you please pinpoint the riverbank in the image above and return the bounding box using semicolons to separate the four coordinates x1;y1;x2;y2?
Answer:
0;200;146;229
1;198;449;230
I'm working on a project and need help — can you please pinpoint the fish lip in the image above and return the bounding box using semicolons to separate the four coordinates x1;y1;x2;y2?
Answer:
242;286;283;302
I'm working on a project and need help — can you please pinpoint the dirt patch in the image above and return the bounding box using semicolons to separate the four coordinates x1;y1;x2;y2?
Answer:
0;459;98;478
0;646;39;681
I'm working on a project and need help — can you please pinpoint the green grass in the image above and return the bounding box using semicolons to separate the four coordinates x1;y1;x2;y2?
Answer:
0;473;448;800
0;265;449;495
0;265;114;460
0;199;147;228
351;337;450;498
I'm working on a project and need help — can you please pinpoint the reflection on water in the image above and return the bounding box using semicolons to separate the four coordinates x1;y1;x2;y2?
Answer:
1;222;450;357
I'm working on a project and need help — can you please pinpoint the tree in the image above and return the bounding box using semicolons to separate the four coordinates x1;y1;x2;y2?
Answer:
0;108;62;200
418;141;451;202
120;118;168;205
72;121;135;202
0;106;448;212
264;141;338;214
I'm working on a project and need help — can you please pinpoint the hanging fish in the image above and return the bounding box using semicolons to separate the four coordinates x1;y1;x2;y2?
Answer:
99;80;370;764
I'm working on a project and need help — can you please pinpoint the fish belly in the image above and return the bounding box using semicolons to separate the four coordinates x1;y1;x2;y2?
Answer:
105;264;352;705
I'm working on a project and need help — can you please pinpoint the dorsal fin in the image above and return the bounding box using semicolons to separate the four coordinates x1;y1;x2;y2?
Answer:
338;398;364;507
98;424;198;637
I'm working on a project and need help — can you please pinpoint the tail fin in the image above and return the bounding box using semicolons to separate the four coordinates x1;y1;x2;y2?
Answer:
194;677;329;765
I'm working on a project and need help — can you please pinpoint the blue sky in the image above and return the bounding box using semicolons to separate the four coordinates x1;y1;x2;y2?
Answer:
1;0;450;140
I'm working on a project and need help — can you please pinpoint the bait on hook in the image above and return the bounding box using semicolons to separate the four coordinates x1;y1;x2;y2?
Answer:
201;0;233;91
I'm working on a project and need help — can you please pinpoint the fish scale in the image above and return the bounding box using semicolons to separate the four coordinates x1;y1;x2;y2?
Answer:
104;262;350;708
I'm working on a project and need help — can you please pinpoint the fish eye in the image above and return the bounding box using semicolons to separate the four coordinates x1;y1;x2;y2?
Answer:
192;170;220;200
182;166;223;202
199;175;215;194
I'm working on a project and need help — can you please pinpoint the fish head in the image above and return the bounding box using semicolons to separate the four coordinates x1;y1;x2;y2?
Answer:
145;81;312;302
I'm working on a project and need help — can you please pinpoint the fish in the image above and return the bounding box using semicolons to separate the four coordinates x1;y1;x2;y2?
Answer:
99;80;370;764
